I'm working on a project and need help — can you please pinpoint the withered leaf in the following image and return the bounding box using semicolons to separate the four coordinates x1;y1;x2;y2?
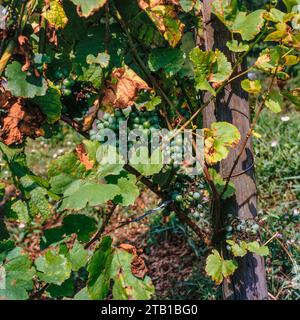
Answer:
0;95;44;145
119;243;148;279
102;67;151;109
75;143;94;170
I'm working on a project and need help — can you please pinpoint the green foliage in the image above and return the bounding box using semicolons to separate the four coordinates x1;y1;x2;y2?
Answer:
0;0;298;301
31;85;62;123
190;48;232;95
0;249;35;300
205;250;237;285
70;0;107;17
148;48;185;77
87;236;154;300
35;250;72;285
5;61;47;98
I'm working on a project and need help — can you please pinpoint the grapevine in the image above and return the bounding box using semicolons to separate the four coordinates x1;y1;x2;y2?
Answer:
0;0;299;301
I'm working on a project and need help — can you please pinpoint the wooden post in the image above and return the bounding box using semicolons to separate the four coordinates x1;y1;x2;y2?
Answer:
201;1;268;300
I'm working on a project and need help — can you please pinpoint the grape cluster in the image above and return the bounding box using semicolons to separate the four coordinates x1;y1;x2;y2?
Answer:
89;108;162;149
168;175;209;220
53;68;74;97
225;216;261;241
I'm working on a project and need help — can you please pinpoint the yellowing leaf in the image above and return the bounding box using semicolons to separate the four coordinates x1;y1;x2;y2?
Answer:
241;79;262;93
247;241;270;256
42;0;68;29
226;240;248;257
137;2;185;47
205;250;237;285
252;130;262;139
204;122;240;165
265;91;283;113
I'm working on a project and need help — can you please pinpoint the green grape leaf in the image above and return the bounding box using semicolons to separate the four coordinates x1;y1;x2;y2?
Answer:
116;175;140;206
142;96;162;111
87;236;114;300
67;240;88;271
130;147;163;176
60;181;120;210
205;122;241;165
63;214;98;242
265;91;283;113
42;0;68;29
74;287;92;300
231;10;266;41
47;278;74;298
179;32;195;78
86;52;110;68
0;250;35;300
48;151;88;195
247;241;270;256
205;249;237;285
241;79;262;93
283;0;300;12
96;144;124;178
209;168;236;199
226;240;248;257
226;40;249;53
180;0;196;12
5;61;47;98
266;8;286;23
148;48;185;77
32;85;62;124
190;48;232;95
28;187;51;220
35;250;72;285
210;50;233;85
41;214;98;249
70;0;107;17
7;200;30;223
190;47;216;95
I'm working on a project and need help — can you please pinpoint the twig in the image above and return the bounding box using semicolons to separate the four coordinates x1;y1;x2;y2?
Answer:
84;203;117;249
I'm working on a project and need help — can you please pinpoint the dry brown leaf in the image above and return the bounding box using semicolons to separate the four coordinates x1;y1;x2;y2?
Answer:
0;95;44;145
82;99;100;132
119;243;148;279
102;67;150;109
75;143;94;170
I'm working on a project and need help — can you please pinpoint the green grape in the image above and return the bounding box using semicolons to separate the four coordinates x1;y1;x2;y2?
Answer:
63;78;74;87
193;192;201;200
133;117;140;124
175;194;183;203
54;70;63;79
143;121;151;129
63;88;72;96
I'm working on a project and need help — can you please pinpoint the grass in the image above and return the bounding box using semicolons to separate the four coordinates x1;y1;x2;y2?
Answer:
254;109;300;300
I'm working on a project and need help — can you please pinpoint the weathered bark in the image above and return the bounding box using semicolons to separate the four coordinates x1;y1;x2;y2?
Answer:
201;1;268;300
